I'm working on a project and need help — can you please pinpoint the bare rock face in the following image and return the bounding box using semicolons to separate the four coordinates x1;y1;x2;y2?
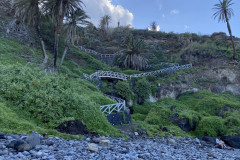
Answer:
154;59;240;100
0;0;14;16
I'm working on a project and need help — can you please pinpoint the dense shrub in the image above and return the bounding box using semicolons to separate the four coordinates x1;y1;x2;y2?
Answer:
0;64;119;136
135;78;152;102
115;81;133;100
195;116;226;137
180;42;217;64
132;91;240;137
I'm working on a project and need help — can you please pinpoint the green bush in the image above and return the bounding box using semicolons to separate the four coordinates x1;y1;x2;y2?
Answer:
132;91;240;137
145;107;171;126
131;113;146;121
133;102;153;115
180;42;217;63
115;81;133;100
0;64;120;136
135;78;151;101
196;116;226;137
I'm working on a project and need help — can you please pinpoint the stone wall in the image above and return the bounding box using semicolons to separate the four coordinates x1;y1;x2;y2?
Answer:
106;110;132;126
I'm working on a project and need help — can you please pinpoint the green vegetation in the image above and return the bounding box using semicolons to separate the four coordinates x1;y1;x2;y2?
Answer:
0;37;121;137
117;35;148;71
180;42;217;64
132;91;240;137
115;81;133;100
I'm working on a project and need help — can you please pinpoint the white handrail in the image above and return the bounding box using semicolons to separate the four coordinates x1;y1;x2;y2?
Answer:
83;64;192;81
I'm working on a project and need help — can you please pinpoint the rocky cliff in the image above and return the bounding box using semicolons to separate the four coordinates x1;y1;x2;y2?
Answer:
155;58;240;100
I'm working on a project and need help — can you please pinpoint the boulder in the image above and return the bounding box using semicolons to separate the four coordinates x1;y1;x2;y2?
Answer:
17;143;32;152
222;135;240;149
0;133;6;139
87;143;98;152
99;140;111;147
202;136;217;145
26;133;41;148
7;140;24;150
171;113;197;132
55;120;89;135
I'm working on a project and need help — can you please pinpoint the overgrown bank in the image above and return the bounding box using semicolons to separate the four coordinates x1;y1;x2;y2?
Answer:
132;91;240;137
0;37;122;138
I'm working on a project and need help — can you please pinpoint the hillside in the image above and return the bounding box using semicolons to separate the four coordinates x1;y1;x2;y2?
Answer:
1;1;240;159
0;5;240;140
0;37;122;138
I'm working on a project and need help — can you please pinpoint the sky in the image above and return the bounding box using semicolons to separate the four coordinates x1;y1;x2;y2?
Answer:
82;0;240;37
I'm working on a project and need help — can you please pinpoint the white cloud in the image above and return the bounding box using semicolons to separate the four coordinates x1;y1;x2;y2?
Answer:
184;25;189;30
170;9;180;15
82;0;134;27
162;14;166;18
155;0;163;11
156;25;160;31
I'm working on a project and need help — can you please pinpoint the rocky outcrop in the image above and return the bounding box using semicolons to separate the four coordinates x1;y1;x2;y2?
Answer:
155;59;240;100
170;113;197;132
55;120;89;135
222;135;240;149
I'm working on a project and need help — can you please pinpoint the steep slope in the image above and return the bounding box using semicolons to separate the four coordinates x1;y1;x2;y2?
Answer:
0;37;121;137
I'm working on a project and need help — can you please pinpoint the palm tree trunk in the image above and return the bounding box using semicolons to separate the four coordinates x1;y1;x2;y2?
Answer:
34;2;48;65
225;12;237;60
36;25;48;65
60;45;69;65
53;0;66;70
53;32;60;70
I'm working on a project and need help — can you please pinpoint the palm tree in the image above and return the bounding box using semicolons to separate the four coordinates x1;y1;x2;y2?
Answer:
99;15;111;30
104;15;111;29
213;0;237;60
118;36;148;70
44;0;84;70
60;9;89;65
13;0;49;65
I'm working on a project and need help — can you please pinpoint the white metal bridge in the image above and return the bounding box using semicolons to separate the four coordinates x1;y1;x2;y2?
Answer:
83;64;192;81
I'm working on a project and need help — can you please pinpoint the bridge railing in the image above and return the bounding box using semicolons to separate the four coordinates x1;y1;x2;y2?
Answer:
83;64;192;81
78;46;101;56
131;64;192;78
100;94;126;114
100;102;125;114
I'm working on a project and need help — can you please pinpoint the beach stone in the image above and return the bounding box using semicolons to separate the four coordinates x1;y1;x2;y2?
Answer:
92;137;101;143
87;143;98;152
99;140;110;147
168;138;176;145
26;133;41;148
17;143;32;152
